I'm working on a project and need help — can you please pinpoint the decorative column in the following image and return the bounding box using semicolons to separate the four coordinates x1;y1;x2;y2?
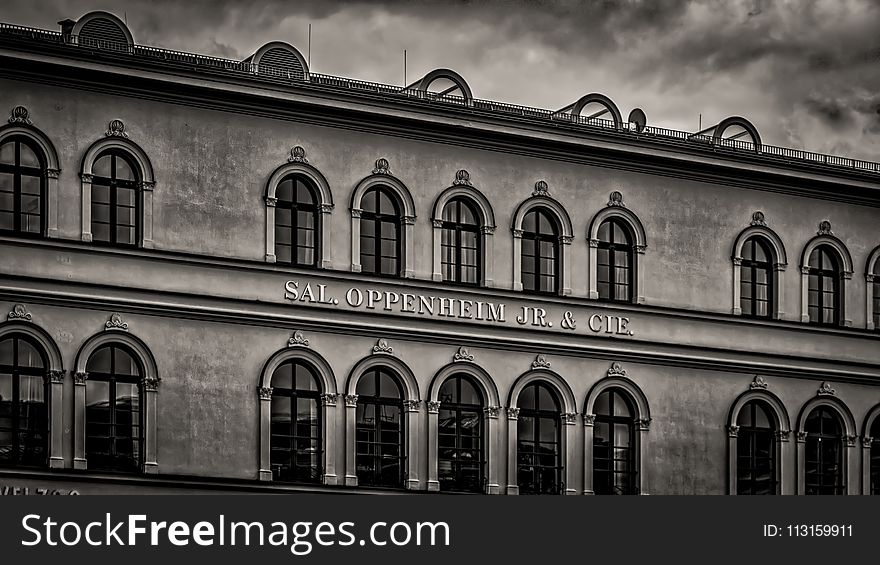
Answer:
587;239;599;299
635;244;647;303
482;226;496;288
264;197;277;262
562;412;578;494
403;216;416;279
404;399;421;489
344;394;359;486
80;174;93;242
350;210;362;273
321;393;339;485
727;424;739;495
561;236;573;296
795;431;807;494
431;220;444;282
867;274;875;331
47;369;65;469
583;413;596;494
776;430;790;495
73;371;88;469
142;374;160;474
320;203;334;269
774;263;786;319
258;386;273;481
512;230;523;291
426;400;441;491
799;266;811;323
506;407;519;495
861;436;873;495
731;257;743;315
45;168;61;238
842;272;853;327
485;405;501;494
141;180;155;248
845;434;857;494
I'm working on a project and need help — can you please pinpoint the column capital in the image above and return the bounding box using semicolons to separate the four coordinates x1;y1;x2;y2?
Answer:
321;393;339;407
141;375;161;392
47;369;66;384
258;386;273;401
427;400;441;413
74;371;88;385
507;406;520;420
484;405;501;419
344;394;359;407
404;399;421;413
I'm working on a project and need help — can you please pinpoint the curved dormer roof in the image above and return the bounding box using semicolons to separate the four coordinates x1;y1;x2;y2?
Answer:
244;41;309;80
72;11;134;46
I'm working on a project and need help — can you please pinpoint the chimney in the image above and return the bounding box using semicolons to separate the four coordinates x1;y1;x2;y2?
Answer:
57;19;75;42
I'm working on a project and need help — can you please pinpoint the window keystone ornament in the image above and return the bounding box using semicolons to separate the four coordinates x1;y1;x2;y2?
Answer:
372;157;391;175
453;169;472;186
288;330;310;347
453;346;474;362
607;361;627;378
403;399;421;412
507;406;520;420
9;105;32;125
727;425;740;438
105;313;129;331
7;304;32;321
74;371;88;385
607;190;625;207
258;386;273;400
817;381;836;396
321;393;339;406
104;119;129;138
141;375;161;392
750;210;767;227
372;338;393;354
532;180;549;197
47;369;66;384
344;394;359;407
531;354;551;369
288;145;308;164
427;400;441;413
817;220;833;236
749;375;768;390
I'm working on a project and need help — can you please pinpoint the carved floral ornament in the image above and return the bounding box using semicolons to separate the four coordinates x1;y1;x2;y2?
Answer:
288;145;308;164
321;393;339;406
141;375;161;392
453;346;474;362
258;386;273;400
531;354;551;369
561;412;578;425
532;180;550;197
288;330;310;347
47;369;66;384
817;220;833;236
372;158;391;175
344;394;359;407
750;375;768;390
483;405;501;418
9;105;32;125
372;338;393;354
403;399;421;412
74;371;88;385
104;119;129;138
750;210;767;227
453;169;472;186
817;381;836;396
7;303;33;321
607;191;625;207
607;362;627;378
427;400;441;413
105;313;129;331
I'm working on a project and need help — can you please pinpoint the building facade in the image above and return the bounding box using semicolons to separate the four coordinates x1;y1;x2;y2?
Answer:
1;11;879;495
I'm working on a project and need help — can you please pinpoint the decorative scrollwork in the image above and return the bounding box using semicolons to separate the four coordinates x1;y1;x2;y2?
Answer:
817;220;833;236
141;375;161;392
372;157;391;175
817;381;836;396
104;119;129;138
372;338;393;354
321;393;338;406
258;386;273;400
727;425;740;438
561;412;577;425
583;414;596;426
484;405;500;418
531;354;551;369
403;399;421;412
47;369;66;384
288;145;308;164
750;210;767;227
73;371;88;385
105;313;129;331
427;400;441;413
607;362;627;378
344;394;359;407
749;375;768;390
507;407;520;420
453;346;474;362
607;190;625;207
637;418;652;431
453;169;472;186
288;330;310;347
9;105;32;125
532;180;549;197
7;304;32;321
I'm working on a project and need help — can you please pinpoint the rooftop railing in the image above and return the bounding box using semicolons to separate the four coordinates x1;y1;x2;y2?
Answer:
2;22;878;175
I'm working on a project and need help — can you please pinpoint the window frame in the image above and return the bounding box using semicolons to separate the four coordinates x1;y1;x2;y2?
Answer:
354;368;406;488
269;359;323;483
592;388;638;495
436;374;485;493
0;135;47;238
273;174;321;268
806;245;842;327
439;198;482;287
516;381;563;495
803;406;845;495
740;237;775;319
359;186;403;278
596;217;635;303
734;400;777;495
520;208;561;295
0;333;49;468
88;150;142;248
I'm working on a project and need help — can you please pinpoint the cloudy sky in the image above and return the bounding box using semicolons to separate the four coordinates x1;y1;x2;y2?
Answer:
5;0;880;160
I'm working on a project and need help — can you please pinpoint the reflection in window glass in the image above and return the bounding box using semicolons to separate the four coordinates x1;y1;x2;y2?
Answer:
0;335;48;467
516;382;561;494
270;360;322;483
593;389;637;494
736;400;776;495
355;368;404;487
438;375;484;492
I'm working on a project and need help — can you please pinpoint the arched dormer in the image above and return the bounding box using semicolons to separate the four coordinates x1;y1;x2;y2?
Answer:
731;211;788;319
245;41;309;80
79;121;156;248
430;170;497;286
349;158;416;278
865;245;880;331
72;11;134;47
713;116;762;151
511;181;573;295
798;221;854;326
554;93;623;128
405;68;473;104
586;191;647;303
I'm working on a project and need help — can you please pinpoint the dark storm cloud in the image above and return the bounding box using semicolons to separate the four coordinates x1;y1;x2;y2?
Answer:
2;0;879;160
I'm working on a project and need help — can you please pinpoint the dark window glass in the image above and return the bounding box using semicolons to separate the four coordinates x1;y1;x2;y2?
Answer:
0;335;48;467
740;237;773;318
871;418;880;495
90;151;140;247
85;344;142;473
438;374;484;492
360;187;401;276
807;246;841;326
270;360;322;483
804;407;845;495
355;368;404;487
593;389;637;494
440;198;481;286
873;263;880;332
597;218;634;302
517;382;562;494
521;209;559;294
0;137;46;237
736;400;777;495
274;176;319;267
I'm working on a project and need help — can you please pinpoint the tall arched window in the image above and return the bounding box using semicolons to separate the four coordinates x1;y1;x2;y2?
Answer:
440;198;481;285
596;218;634;302
517;382;562;494
873;261;880;331
360;187;401;277
355;368;404;487
274;175;319;267
593;388;637;494
0;334;48;467
85;344;142;472
807;245;841;326
871;418;880;495
521;208;559;294
0;136;45;236
804;407;844;495
270;360;322;483
438;374;484;492
736;400;776;494
91;151;140;247
741;237;773;318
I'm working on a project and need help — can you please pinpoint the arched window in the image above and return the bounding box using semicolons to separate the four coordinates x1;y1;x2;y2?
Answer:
596;218;634;302
741;237;773;318
871;418;880;495
521;208;559;294
85;344;143;472
593;388;637;494
804;407;844;495
91;150;140;247
517;382;562;494
355;368;404;487
274;175;319;267
807;245;841;326
437;374;484;492
440;198;481;285
872;260;880;331
270;360;322;483
0;334;48;467
0;136;46;236
360;187;401;277
736;400;776;494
